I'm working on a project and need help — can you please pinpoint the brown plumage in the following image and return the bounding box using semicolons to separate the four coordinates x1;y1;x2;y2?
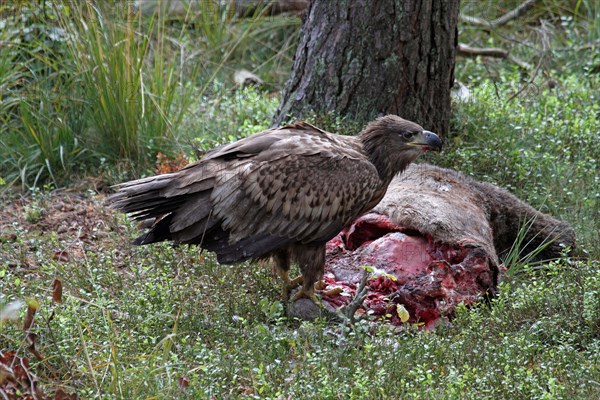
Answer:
108;115;442;303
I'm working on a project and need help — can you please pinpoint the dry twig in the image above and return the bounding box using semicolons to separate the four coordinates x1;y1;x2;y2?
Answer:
460;0;539;30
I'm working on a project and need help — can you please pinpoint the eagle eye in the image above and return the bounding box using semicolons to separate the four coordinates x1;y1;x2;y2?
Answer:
401;131;415;140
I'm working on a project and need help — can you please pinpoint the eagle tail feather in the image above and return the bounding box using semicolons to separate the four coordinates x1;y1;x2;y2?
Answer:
209;234;290;264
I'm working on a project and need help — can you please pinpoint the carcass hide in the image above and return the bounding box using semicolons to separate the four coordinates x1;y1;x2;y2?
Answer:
289;164;576;328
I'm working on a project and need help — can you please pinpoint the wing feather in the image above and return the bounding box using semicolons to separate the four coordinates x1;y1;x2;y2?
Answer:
170;192;212;231
216;152;382;249
109;123;383;263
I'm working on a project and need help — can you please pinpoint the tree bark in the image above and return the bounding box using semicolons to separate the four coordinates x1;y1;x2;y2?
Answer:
273;0;459;135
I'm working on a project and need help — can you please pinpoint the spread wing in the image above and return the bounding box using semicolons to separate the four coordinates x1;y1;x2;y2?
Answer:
108;123;383;263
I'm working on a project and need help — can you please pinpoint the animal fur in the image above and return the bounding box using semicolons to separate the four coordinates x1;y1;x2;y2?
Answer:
375;164;576;269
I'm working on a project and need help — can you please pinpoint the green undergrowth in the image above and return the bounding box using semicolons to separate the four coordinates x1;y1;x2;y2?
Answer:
0;221;598;398
183;84;280;155
1;50;599;400
0;1;297;190
448;66;599;258
3;68;598;396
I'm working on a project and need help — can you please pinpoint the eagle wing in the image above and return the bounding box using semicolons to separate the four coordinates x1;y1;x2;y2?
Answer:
109;123;383;263
214;151;381;257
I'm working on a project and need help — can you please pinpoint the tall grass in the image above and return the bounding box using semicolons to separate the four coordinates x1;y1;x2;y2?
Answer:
61;2;194;164
0;1;298;190
0;2;82;188
0;1;195;189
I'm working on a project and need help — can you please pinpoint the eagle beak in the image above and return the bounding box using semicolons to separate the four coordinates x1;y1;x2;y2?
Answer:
409;130;442;152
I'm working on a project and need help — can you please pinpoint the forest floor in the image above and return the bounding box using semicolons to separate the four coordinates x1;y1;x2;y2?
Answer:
1;175;598;399
1;2;599;397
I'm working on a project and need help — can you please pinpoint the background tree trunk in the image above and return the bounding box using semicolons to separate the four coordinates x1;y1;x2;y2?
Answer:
272;0;459;135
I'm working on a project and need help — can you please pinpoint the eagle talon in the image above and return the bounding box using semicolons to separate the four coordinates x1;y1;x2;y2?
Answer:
289;275;303;287
321;286;343;296
275;266;304;301
281;278;303;301
290;287;322;308
314;280;327;290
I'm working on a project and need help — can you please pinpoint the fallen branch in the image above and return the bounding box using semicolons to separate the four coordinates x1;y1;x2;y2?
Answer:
506;48;544;102
507;53;533;70
493;0;539;28
457;43;532;70
460;0;539;30
135;0;309;19
457;43;508;58
337;271;370;324
554;39;600;52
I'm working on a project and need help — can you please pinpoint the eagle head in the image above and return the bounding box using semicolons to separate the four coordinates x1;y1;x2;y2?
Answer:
359;115;442;180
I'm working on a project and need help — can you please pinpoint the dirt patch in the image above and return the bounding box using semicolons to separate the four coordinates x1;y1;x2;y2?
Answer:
0;190;126;268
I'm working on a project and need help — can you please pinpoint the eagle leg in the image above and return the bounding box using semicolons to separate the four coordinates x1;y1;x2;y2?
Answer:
276;269;304;301
289;244;326;307
271;250;303;301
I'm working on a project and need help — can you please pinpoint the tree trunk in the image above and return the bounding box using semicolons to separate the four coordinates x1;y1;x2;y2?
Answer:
273;0;459;135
